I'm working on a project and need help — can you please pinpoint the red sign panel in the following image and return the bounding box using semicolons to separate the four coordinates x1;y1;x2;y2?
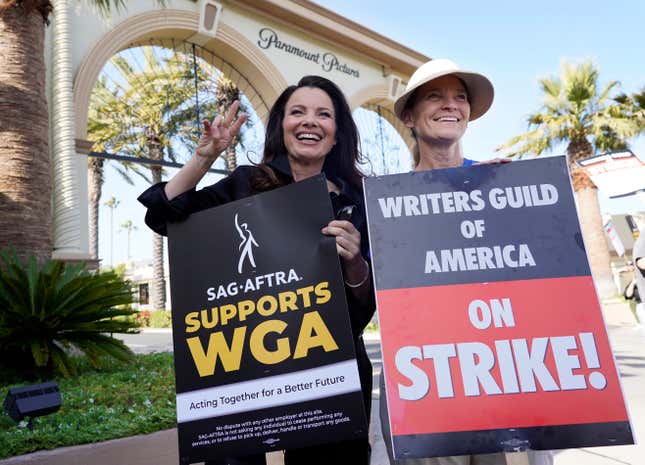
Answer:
380;277;626;435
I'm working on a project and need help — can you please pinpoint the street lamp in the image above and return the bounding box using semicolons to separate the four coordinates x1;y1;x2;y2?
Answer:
3;381;62;430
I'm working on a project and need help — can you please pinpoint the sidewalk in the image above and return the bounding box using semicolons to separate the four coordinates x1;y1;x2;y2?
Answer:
552;299;645;465
3;301;643;465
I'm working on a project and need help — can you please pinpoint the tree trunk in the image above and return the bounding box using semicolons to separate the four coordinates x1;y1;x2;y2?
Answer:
224;146;237;171
151;165;165;310
126;228;131;260
568;138;615;299
575;187;615;298
87;157;104;259
216;76;240;171
0;6;51;263
147;131;166;310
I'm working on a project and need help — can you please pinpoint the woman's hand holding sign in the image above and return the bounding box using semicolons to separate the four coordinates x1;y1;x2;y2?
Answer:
322;220;371;299
323;220;362;265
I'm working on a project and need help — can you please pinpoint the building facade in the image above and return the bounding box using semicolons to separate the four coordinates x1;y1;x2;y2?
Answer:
45;0;428;262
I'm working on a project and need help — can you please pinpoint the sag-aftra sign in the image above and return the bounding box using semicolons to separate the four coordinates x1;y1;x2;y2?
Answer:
167;175;367;464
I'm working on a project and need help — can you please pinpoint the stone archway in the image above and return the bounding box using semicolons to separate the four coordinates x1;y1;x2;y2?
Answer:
49;0;428;260
73;9;287;140
57;7;289;261
350;83;415;174
349;83;415;155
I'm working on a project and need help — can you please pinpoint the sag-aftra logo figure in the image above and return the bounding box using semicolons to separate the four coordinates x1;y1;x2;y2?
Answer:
235;213;259;274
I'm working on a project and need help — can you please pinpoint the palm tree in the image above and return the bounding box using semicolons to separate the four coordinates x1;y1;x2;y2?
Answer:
120;219;137;260
615;86;645;133
0;2;52;263
497;61;642;298
216;75;242;170
0;0;165;264
88;47;215;311
88;155;104;259
87;70;139;261
103;196;119;266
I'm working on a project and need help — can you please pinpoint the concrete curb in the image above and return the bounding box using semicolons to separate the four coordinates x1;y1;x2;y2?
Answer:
0;398;388;465
0;429;179;465
140;328;173;334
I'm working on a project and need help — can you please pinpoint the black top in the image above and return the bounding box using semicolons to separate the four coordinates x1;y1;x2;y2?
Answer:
137;154;374;337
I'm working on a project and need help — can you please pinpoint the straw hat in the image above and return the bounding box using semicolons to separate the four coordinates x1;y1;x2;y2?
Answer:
394;58;494;122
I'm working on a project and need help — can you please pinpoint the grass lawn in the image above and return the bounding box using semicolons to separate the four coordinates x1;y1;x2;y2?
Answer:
0;353;176;459
0;318;381;459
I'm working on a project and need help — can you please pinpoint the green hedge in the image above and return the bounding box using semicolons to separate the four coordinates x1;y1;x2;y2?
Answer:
134;310;172;328
0;249;139;378
149;310;172;328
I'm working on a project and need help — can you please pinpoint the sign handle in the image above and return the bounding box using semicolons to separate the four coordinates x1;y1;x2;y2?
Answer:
504;451;530;465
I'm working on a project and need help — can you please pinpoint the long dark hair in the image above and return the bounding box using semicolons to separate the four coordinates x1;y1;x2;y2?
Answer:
253;75;364;191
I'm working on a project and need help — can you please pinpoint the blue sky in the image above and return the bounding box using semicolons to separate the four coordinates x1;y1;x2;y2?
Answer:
316;0;645;159
98;0;645;266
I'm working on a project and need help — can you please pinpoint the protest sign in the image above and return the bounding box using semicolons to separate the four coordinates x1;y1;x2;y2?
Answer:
578;149;645;198
167;175;367;464
364;157;633;459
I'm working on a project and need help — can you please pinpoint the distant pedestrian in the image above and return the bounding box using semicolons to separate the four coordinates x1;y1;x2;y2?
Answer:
632;233;645;325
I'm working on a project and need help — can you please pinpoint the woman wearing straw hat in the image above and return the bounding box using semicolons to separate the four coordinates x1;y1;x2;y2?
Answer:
379;58;553;465
393;58;500;170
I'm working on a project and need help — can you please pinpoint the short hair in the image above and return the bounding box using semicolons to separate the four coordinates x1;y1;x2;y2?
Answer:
403;76;470;167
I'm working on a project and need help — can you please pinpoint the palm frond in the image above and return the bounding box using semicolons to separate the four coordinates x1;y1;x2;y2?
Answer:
0;250;139;377
498;59;643;160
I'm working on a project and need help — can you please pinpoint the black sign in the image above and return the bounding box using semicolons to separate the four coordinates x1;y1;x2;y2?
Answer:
167;175;367;464
367;157;589;290
365;157;633;459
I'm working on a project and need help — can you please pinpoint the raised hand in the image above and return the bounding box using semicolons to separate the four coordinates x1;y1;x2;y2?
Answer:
196;100;248;160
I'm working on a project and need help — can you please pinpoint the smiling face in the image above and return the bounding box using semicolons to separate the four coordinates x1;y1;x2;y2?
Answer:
403;75;471;147
282;86;337;172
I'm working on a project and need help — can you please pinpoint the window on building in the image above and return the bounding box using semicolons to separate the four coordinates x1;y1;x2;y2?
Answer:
139;283;149;305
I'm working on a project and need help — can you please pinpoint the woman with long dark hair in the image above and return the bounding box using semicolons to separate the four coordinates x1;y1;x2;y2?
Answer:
139;75;373;465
